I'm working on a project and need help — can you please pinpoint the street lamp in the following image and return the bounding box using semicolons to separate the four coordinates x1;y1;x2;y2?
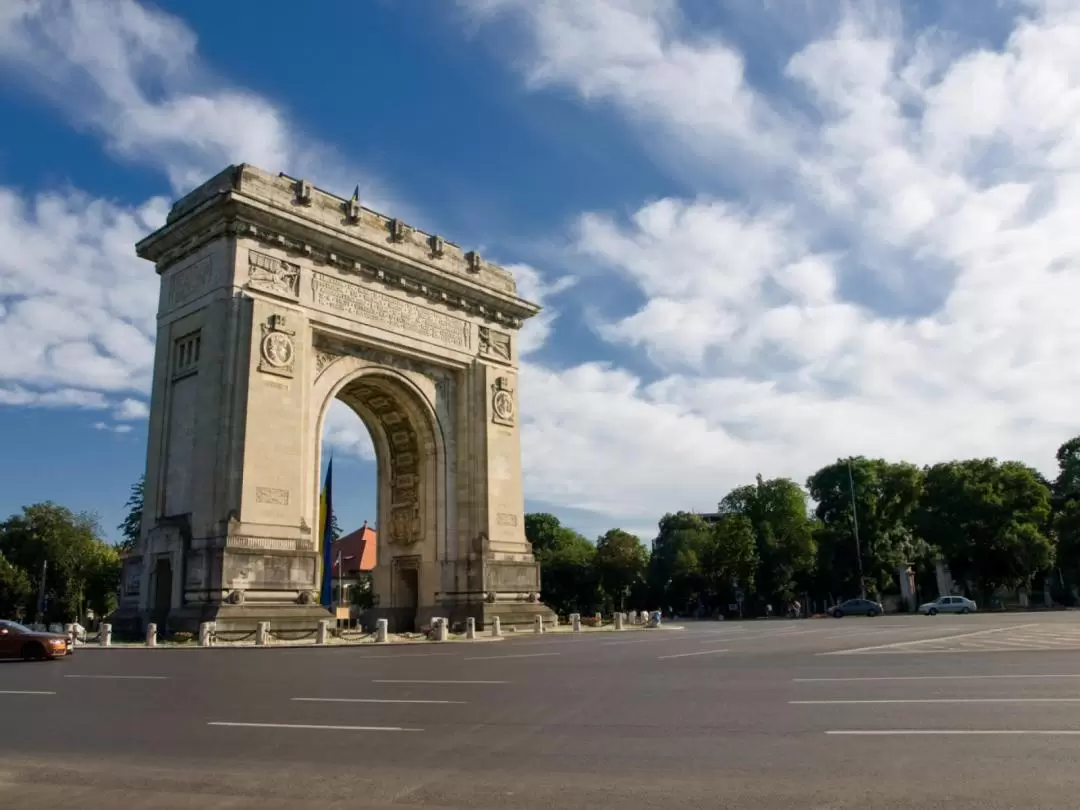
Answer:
847;458;866;600
336;551;356;610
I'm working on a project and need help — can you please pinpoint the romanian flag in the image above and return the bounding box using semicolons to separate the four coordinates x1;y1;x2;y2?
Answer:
319;457;335;608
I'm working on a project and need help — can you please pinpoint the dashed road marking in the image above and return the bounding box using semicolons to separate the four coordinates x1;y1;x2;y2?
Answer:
209;722;421;732
292;697;465;705
658;649;729;660
464;652;561;661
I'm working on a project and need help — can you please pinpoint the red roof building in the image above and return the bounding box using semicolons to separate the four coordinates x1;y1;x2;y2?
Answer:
336;521;377;574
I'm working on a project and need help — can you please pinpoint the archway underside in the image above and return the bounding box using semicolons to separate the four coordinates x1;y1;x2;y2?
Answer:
336;377;425;547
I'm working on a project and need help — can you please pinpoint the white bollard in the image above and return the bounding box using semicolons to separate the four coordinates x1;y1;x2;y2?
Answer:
534;615;545;634
466;617;476;640
594;612;602;627
490;616;501;637
436;617;449;642
317;619;330;645
627;610;637;625
256;621;269;646
146;622;158;647
65;623;75;648
550;614;559;628
615;613;625;631
571;613;581;632
376;618;389;643
100;623;112;647
199;622;214;647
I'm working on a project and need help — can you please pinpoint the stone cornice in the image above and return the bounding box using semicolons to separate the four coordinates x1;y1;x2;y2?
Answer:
136;164;542;329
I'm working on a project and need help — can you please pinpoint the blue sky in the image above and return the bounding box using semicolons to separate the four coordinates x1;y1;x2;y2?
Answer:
1;0;1079;545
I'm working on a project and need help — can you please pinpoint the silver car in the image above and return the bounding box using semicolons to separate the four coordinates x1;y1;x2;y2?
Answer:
919;595;977;615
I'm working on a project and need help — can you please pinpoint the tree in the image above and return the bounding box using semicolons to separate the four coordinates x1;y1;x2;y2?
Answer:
807;458;925;598
0;552;33;618
118;476;144;552
718;475;818;606
917;459;1054;599
1054;437;1080;505
595;529;648;611
1054;499;1080;594
0;502;122;623
525;513;600;615
700;515;759;608
331;512;343;542
648;512;713;613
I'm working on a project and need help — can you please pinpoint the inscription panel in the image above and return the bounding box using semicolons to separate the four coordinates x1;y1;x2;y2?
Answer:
485;562;540;592
495;512;518;527
255;487;290;505
312;272;470;350
168;257;213;309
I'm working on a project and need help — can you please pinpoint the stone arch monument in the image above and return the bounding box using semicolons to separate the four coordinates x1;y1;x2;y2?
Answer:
116;164;555;633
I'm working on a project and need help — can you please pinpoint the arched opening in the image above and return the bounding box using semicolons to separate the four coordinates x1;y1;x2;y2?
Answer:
320;399;378;619
313;363;446;633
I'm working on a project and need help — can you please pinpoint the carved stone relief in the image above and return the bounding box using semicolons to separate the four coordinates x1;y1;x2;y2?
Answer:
255;487;290;505
478;326;511;363
248;250;300;300
259;313;296;378
491;375;515;426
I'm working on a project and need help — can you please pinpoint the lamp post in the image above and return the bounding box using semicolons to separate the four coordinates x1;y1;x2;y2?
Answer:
336;552;356;610
847;458;866;600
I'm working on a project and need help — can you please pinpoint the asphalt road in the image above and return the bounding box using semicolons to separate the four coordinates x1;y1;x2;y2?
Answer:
5;613;1080;808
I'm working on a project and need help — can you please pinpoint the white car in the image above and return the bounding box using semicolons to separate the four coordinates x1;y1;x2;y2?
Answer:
919;595;977;615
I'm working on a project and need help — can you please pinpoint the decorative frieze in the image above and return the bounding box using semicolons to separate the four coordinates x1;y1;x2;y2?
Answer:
312;271;470;350
247;250;300;300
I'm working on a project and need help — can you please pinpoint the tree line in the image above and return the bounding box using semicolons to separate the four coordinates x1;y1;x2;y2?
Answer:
529;436;1080;616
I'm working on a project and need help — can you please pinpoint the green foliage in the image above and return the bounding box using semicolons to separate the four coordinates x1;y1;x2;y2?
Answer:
595;529;648;611
118;476;144;552
0;502;122;623
526;513;600;615
807;458;925;598
719;476;817;605
917;459;1053;597
0;552;33;617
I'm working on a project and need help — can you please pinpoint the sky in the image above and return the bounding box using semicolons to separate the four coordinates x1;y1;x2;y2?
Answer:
1;0;1079;545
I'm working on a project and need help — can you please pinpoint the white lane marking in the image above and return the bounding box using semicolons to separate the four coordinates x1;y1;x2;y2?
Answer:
795;674;1080;683
658;648;729;660
292;697;465;705
0;690;55;695
793;698;1080;705
821;624;1038;655
65;675;170;680
347;653;453;659
463;652;561;661
601;637;685;647
209;722;421;732
826;730;1080;736
373;679;508;685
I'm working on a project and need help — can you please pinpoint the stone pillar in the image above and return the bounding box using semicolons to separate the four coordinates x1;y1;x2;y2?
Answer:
199;622;215;647
256;621;269;646
534;615;545;634
594;612;602;626
100;623;112;647
317;619;330;645
615;613;625;631
376;618;389;643
435;617;449;642
490;617;501;637
65;624;75;647
146;623;158;647
571;613;581;632
466;617;476;640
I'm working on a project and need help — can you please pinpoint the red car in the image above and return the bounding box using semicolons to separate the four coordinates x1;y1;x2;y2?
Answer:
0;620;71;660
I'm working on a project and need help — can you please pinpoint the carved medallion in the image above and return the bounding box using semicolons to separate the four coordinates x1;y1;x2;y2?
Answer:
491;376;515;426
262;332;294;368
258;314;296;379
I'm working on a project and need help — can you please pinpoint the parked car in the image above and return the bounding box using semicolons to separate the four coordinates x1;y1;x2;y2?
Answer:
0;620;71;660
919;595;977;616
829;598;884;618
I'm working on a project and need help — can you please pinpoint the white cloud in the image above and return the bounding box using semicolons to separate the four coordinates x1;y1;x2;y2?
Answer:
0;385;109;409
322;400;376;461
113;398;149;421
466;0;1080;527
0;0;395;428
93;421;133;434
0;0;387;199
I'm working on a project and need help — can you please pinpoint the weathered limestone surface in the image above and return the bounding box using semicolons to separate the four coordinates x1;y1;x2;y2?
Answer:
114;164;556;633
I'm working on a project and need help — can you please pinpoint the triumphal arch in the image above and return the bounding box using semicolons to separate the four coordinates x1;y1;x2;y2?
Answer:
116;164;554;633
